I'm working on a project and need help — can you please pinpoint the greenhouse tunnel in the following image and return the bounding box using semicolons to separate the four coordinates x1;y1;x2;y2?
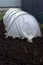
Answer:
0;0;43;65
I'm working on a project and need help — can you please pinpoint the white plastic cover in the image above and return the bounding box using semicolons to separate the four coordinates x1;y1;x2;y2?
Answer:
3;8;21;26
3;8;41;42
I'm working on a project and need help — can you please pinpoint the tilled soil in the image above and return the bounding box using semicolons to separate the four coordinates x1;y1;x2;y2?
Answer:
0;20;43;65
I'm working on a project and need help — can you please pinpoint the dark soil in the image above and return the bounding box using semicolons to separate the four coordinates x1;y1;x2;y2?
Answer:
0;20;43;65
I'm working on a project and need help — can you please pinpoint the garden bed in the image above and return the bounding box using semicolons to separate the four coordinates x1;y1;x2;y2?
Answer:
0;20;43;65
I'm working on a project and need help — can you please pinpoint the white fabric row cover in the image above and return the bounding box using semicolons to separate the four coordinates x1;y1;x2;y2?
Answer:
3;8;41;42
